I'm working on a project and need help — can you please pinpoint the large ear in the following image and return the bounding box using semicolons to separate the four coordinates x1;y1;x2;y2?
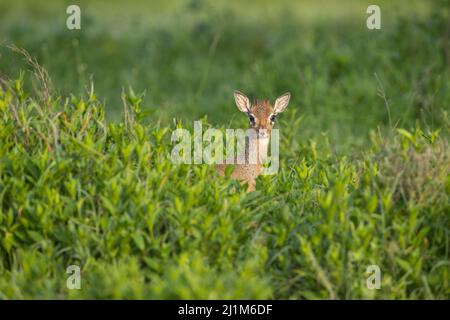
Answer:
234;90;251;113
273;92;291;114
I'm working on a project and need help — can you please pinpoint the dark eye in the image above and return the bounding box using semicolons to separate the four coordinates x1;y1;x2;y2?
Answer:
248;114;255;125
270;115;276;123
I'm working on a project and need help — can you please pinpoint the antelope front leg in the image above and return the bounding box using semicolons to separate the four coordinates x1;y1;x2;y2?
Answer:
245;178;256;192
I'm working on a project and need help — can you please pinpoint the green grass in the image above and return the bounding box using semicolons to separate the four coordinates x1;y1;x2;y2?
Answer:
0;0;449;299
1;0;448;147
0;74;448;299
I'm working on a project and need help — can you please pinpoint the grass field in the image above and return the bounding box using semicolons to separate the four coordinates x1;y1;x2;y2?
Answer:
0;0;449;299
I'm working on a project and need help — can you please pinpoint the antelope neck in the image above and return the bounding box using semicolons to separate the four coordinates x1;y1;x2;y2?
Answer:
246;134;270;165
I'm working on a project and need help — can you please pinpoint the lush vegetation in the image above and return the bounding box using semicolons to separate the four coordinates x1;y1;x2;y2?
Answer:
0;0;449;299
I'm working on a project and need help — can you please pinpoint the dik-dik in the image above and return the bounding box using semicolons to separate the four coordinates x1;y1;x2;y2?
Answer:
216;91;291;192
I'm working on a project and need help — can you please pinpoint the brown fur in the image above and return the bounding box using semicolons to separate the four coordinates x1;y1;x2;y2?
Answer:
216;92;290;192
249;100;275;136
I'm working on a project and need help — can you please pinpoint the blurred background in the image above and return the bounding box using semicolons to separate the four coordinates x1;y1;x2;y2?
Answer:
0;0;448;148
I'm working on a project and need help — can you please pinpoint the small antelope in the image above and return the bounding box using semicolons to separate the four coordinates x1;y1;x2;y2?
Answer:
216;91;291;192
